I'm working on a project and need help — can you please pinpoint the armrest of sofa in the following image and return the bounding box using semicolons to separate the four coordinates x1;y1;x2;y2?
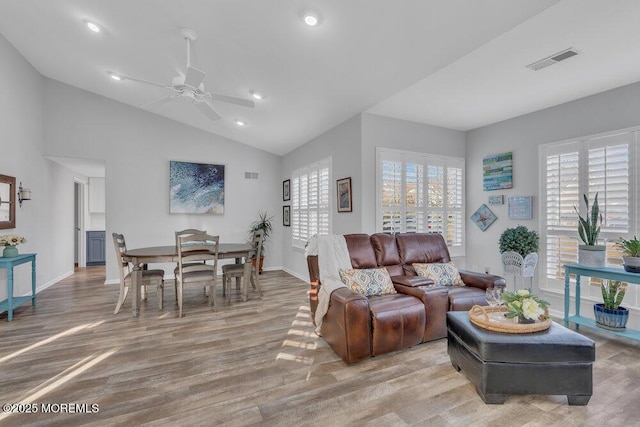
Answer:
392;275;435;287
322;287;372;364
458;270;506;290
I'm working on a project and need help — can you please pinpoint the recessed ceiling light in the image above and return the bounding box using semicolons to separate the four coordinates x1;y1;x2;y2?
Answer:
107;72;121;81
303;12;319;26
84;19;101;33
234;119;246;126
250;90;263;100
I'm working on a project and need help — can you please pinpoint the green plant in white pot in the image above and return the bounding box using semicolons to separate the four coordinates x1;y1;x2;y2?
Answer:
617;236;640;273
575;192;606;267
499;226;539;287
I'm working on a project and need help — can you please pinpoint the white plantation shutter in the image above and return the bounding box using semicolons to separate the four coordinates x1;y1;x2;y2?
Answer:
291;157;331;248
377;148;465;257
542;129;638;285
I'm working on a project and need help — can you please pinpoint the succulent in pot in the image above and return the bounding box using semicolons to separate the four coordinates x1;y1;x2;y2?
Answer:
616;235;640;273
594;280;628;330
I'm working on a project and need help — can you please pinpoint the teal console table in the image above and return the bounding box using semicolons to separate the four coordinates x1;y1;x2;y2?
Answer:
564;263;640;340
0;253;36;321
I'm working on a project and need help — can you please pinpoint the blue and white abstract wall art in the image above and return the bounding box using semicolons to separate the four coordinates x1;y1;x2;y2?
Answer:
170;161;225;214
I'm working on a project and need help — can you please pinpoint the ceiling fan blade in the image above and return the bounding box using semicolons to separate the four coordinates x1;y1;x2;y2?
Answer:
208;92;255;108
196;100;222;121
184;66;206;89
141;95;175;109
118;74;168;89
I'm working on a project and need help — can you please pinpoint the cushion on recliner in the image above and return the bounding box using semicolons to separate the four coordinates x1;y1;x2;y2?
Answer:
414;262;464;286
344;234;378;268
339;268;397;296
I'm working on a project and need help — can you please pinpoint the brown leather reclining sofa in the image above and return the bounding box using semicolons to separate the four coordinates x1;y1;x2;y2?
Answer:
307;233;505;364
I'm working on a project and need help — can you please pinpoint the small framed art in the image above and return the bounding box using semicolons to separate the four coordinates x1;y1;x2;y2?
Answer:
471;204;497;232
283;205;290;226
508;196;533;220
337;177;352;212
283;179;290;201
488;195;504;205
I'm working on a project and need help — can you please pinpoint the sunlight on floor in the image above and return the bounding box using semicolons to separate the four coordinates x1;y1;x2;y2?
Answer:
0;320;106;364
276;305;318;367
0;348;117;422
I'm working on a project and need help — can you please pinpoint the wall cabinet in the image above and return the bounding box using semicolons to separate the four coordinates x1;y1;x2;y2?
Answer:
87;231;105;265
89;177;105;213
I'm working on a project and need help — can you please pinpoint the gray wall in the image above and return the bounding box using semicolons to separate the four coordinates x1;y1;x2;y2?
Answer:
0;33;76;300
466;80;640;325
42;79;283;283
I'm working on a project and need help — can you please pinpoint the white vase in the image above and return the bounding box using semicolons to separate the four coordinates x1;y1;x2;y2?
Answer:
578;245;606;267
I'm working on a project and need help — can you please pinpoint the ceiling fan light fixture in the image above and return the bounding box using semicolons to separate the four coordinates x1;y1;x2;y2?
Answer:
83;19;101;33
250;90;263;100
303;12;319;26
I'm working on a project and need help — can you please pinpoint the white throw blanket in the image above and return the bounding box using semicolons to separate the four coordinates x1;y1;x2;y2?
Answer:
305;235;351;334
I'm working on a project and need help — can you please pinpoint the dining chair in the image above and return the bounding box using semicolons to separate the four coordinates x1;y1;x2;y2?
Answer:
112;233;165;314
222;229;264;300
174;229;207;298
175;233;219;317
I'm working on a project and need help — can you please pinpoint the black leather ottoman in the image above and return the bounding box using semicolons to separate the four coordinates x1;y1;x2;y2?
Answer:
447;311;595;405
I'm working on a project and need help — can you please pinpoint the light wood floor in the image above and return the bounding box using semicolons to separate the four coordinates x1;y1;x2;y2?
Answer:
1;267;640;426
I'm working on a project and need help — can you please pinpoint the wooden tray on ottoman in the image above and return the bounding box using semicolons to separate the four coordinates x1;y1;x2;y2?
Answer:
468;305;551;333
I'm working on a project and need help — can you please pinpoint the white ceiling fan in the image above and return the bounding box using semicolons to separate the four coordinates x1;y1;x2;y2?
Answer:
116;28;254;121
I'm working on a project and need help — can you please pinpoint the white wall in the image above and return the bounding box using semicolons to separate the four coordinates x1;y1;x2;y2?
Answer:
41;79;283;283
466;80;640;325
0;34;75;301
282;115;362;280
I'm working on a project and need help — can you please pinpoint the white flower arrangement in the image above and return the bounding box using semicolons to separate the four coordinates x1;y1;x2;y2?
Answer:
503;289;549;321
0;235;27;246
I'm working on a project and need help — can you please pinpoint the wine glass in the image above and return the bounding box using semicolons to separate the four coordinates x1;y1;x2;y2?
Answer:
486;288;497;319
493;287;504;308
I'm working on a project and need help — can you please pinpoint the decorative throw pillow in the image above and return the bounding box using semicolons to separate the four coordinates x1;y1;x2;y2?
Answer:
339;268;397;297
413;262;464;286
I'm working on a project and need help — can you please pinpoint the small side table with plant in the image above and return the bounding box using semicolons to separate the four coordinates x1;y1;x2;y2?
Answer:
499;225;539;290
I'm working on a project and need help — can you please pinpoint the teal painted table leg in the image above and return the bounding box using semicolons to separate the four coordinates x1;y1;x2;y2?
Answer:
564;271;570;325
31;258;36;306
7;266;14;322
575;274;581;317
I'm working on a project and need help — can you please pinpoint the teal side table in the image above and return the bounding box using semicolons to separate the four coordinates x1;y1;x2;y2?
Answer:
0;253;37;321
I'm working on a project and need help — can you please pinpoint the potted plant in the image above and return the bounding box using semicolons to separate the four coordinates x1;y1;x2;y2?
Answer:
250;210;274;273
594;280;628;330
575;192;606;267
499;226;539;282
617;236;640;273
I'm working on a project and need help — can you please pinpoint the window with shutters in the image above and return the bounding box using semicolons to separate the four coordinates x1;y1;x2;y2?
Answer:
291;157;331;248
541;129;638;288
376;148;465;257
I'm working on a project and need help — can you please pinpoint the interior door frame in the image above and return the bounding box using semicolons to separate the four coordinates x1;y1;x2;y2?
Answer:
74;178;87;268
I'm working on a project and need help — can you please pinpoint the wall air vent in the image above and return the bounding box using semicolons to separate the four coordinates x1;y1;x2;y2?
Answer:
526;47;579;71
245;172;259;180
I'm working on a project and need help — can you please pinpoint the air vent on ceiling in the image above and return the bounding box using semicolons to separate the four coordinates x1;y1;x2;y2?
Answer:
245;172;259;180
526;47;579;71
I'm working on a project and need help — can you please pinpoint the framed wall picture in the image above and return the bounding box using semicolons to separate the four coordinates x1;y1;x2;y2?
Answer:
508;196;533;220
483;152;513;191
337;177;352;212
283;179;290;201
471;204;497;232
283;205;290;226
169;161;224;214
488;195;504;205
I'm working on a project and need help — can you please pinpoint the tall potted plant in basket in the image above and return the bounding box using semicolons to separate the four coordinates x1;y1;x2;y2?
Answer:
575;192;606;267
250;210;274;274
594;280;628;330
499;226;539;286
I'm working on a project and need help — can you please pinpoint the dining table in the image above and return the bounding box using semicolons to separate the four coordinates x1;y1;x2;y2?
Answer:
122;243;255;317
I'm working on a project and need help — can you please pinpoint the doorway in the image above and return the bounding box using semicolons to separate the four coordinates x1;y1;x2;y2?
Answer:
74;180;86;267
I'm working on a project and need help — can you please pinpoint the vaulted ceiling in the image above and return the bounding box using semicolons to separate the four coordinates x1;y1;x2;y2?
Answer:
1;1;638;156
